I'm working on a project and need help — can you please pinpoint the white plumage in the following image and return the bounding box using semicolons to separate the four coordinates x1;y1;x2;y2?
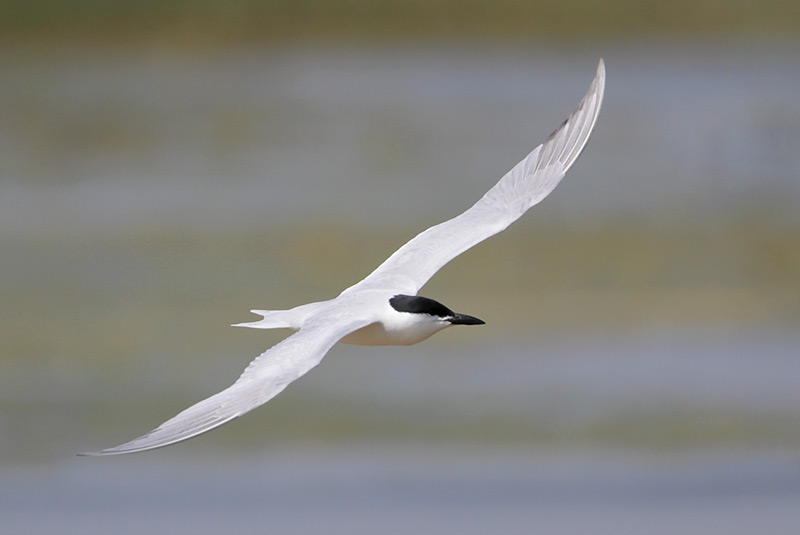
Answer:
81;59;605;456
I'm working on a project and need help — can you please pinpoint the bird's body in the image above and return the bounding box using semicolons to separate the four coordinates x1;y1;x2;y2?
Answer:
241;293;484;346
337;299;453;346
81;60;605;456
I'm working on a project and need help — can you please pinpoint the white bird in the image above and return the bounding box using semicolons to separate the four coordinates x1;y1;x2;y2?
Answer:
81;59;605;456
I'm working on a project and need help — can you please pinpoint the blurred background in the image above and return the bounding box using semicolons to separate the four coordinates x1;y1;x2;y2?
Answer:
2;1;800;533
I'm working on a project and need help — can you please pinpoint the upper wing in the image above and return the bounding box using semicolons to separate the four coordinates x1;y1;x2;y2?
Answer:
79;315;372;456
343;59;605;296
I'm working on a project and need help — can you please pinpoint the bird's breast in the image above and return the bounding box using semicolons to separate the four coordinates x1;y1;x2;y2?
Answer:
339;322;396;346
339;316;445;346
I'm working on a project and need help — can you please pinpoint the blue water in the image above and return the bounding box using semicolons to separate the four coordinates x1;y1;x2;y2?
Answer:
5;448;800;534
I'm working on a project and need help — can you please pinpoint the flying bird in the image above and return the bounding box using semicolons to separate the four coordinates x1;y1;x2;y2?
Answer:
81;59;605;455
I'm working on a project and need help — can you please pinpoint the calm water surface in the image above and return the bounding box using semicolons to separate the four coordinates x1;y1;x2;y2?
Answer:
5;447;800;535
2;42;799;233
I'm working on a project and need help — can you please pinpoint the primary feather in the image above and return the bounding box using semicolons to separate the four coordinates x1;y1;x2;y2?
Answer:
81;315;374;455
344;59;605;295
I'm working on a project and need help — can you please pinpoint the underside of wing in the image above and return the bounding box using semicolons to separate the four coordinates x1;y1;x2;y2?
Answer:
345;59;605;295
79;317;371;456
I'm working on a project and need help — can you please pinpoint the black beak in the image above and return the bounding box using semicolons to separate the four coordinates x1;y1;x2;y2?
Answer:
449;313;485;325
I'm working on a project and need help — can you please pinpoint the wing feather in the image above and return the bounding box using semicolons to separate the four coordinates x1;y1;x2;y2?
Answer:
343;59;605;295
80;316;372;456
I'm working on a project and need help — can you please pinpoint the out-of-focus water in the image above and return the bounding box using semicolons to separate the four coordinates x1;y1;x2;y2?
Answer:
2;43;800;533
2;42;799;234
4;328;800;533
5;447;800;535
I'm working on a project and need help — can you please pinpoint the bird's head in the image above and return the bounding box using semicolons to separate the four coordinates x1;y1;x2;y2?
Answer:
389;294;485;327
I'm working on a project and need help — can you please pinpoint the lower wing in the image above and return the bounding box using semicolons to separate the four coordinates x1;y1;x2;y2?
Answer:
79;317;372;456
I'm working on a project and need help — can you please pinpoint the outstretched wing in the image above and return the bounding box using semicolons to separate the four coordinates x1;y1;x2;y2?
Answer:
344;59;605;296
79;316;372;456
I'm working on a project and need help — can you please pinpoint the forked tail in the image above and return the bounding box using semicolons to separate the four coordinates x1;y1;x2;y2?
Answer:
232;310;297;330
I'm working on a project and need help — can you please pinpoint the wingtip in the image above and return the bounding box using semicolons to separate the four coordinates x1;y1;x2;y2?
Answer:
594;58;606;91
77;443;166;457
596;59;606;90
77;449;114;457
596;57;606;95
77;445;137;457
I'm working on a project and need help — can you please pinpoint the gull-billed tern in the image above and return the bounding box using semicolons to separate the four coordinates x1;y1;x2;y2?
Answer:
81;59;605;456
